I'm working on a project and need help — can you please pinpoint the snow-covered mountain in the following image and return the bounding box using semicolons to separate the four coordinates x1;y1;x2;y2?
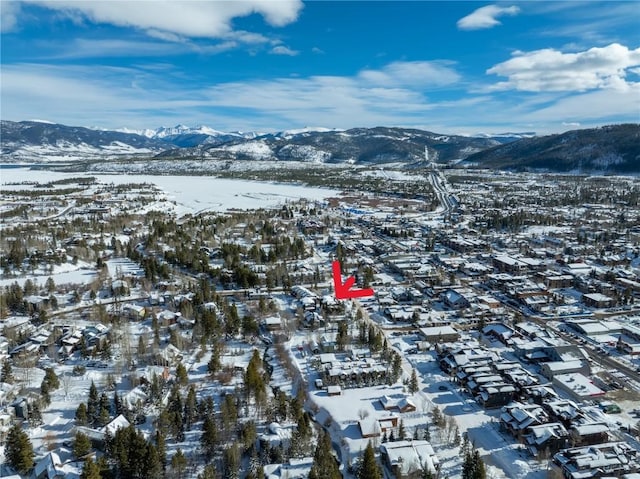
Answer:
464;124;640;173
1;121;168;161
473;132;537;144
156;126;504;165
114;124;260;148
3;120;638;173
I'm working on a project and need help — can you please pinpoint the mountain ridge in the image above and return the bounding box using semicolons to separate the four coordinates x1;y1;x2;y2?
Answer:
463;124;640;173
1;120;638;174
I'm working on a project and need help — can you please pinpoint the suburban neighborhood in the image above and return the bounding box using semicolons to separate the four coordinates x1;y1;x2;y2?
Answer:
1;165;640;479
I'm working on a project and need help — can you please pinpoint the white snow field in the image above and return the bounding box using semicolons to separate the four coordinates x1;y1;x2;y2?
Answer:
1;166;340;216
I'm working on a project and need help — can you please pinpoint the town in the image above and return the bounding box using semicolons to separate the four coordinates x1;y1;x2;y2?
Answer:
1;165;640;479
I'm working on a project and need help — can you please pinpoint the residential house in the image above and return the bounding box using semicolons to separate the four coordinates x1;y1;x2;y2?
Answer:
569;422;610;446
500;403;549;439
379;395;417;413
541;360;590;380
419;326;460;344
122;303;146;320
379;440;439;479
523;422;570;457
442;289;470;309
551;442;640;479
34;451;64;479
582;292;615;308
263;457;314;479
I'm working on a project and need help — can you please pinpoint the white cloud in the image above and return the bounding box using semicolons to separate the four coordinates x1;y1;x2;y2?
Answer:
2;60;636;134
525;86;640;122
358;61;460;88
487;43;640;92
1;0;20;33
45;38;191;59
457;5;520;30
0;60;459;130
24;1;303;38
270;45;299;56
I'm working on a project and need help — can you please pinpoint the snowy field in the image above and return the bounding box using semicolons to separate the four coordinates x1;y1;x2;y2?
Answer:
1;166;340;216
0;260;97;288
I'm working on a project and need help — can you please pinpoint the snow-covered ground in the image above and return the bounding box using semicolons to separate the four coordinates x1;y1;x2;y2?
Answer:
1;167;340;216
282;321;548;479
0;260;97;288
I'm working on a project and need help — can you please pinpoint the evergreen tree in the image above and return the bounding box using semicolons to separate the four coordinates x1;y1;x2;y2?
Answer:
27;403;43;427
208;341;223;376
462;450;474;479
200;415;218;459
149;372;161;403
391;352;402;382
432;406;444;428
75;402;88;426
40;379;51;405
409;368;419;394
114;392;125;417
6;423;34;475
357;441;383;479
220;394;238;437
1;360;14;383
96;456;110;479
198;464;217;479
176;362;189;386
43;367;60;389
244;349;266;406
183;385;197;430
171;448;188;479
423;424;431;441
240;420;257;454
336;321;349;351
143;443;163;479
98;393;111;427
472;449;486;479
87;380;99;425
109;424;151;479
460;432;471;457
137;335;147;359
398;419;406;441
155;430;167;472
74;431;92;457
80;457;103;479
223;442;241;479
308;430;341;479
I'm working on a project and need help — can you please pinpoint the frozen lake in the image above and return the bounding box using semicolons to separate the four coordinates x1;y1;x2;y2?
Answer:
0;165;340;215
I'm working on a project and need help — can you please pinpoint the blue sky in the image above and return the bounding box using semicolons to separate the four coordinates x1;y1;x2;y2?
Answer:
1;1;639;134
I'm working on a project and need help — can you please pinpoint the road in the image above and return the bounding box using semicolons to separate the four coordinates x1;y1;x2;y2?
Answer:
425;165;457;215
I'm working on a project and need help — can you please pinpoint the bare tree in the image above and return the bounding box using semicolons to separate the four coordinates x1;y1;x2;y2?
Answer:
61;372;73;399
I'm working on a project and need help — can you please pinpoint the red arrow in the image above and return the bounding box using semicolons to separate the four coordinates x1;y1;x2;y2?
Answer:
332;260;374;300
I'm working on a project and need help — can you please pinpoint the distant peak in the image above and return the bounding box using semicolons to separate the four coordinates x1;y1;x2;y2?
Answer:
27;119;56;124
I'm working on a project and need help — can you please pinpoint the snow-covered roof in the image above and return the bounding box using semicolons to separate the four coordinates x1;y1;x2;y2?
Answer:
34;451;63;479
380;440;438;475
101;414;130;435
571;422;609;436
553;373;605;398
263;457;314;479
